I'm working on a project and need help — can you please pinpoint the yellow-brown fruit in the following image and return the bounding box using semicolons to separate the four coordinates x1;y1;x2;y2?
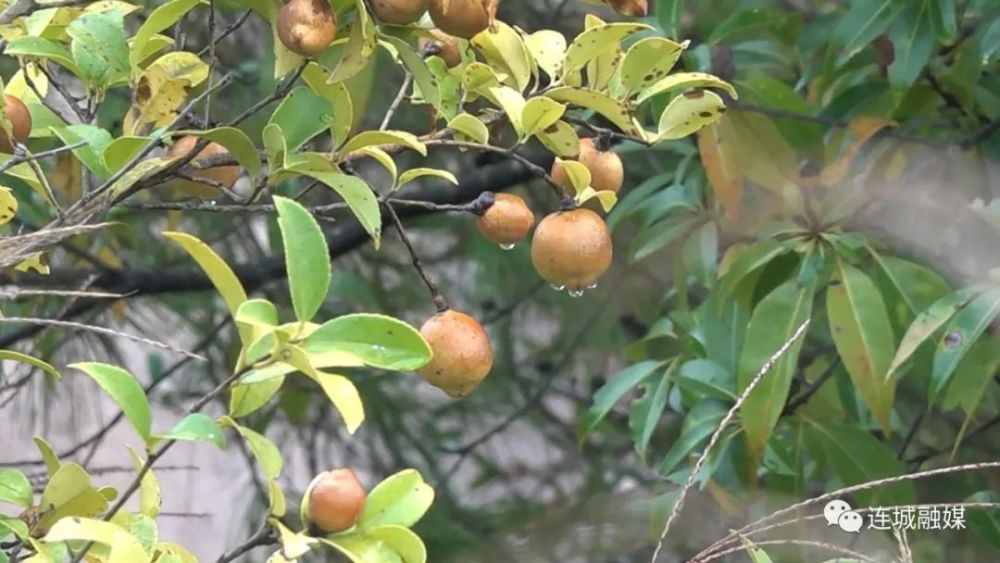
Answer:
551;138;624;194
418;310;493;398
418;29;462;67
427;0;497;39
605;0;648;16
531;208;613;291
477;193;534;246
168;136;241;188
307;468;366;533
276;0;337;57
371;0;428;25
0;96;32;154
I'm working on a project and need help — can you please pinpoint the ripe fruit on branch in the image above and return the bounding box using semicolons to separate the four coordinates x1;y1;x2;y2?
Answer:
418;310;494;398
168;136;241;189
276;0;337;57
418;29;462;67
477;193;534;247
0;95;32;154
428;0;497;39
531;208;613;291
305;468;366;533
551;138;624;194
605;0;648;16
371;0;428;25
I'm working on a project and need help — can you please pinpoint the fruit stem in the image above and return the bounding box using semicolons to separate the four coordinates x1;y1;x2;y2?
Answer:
559;194;577;211
382;200;451;313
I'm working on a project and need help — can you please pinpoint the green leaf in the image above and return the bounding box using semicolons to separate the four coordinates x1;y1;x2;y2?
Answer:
103;136;151;173
33;436;61;477
163;232;249;336
395;167;458;191
379;36;441;113
43;517;147;562
229;377;285;418
523;29;566;79
356;147;398;186
562;22;652;78
301;62;354;149
887;286;980;379
71;363;151;441
826;261;897;433
677;359;736;401
888;1;936;91
928;0;957;43
131;0;202;67
966;491;1000;549
289;166;381;247
267;87;332;153
50;124;113;178
656;90;727;142
805;420;915;506
128;448;161;519
657;0;684;38
360;469;434;530
221;418;283;480
535;119;581;158
323;535;400;563
620;37;687;95
832;0;906;66
274;196;331;322
328;0;376;84
302;313;431;371
367;526;427;563
0;349;60;380
5;36;80;75
0;515;29;542
0;470;32;508
637;72;738;105
738;280;813;463
487;85;527;136
931;289;1000;403
580;360;666;441
158;413;226;448
659;399;727;476
941;340;1000;459
629;360;675;461
546;86;644;137
66;11;130;88
176;126;261;177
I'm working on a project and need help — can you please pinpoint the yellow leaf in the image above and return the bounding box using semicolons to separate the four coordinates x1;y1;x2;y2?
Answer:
522;29;566;79
636;71;738;105
163;232;248;332
123;52;208;135
396;167;458;191
50;151;82;202
620;37;688;95
43;517;149;563
14;252;49;275
448;113;489;145
270;518;318;559
0;186;17;226
327;0;376;85
339;130;426;157
553;158;591;193
285;345;365;434
37;464;109;533
128;448;161;519
656;90;727;142
546;86;644;137
535;120;580;158
698;121;743;220
353;146;397;186
486;85;526;136
461;62;505;102
576;187;618;212
561;22;652;78
471;20;533;92
520;96;565;138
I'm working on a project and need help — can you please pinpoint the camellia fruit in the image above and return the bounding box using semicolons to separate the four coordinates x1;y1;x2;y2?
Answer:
427;0;497;39
551;138;624;194
305;468;366;533
0;95;32;154
418;309;494;398
531;208;613;292
606;0;648;16
168;136;241;189
418;29;463;67
477;193;534;247
371;0;428;25
276;0;337;57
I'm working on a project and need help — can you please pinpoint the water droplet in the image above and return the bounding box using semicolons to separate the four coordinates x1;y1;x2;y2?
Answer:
568;289;585;298
587;282;598;290
944;331;963;350
500;243;516;251
550;284;565;292
209;200;217;206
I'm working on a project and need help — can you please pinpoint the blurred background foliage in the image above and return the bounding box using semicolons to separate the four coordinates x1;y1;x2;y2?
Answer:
2;0;1000;561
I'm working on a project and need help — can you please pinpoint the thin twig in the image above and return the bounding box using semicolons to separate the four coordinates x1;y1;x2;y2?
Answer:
215;521;279;563
425;139;566;198
650;320;811;563
0;288;129;300
0;317;206;361
0;141;87;175
380;73;413;131
383;200;448;312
